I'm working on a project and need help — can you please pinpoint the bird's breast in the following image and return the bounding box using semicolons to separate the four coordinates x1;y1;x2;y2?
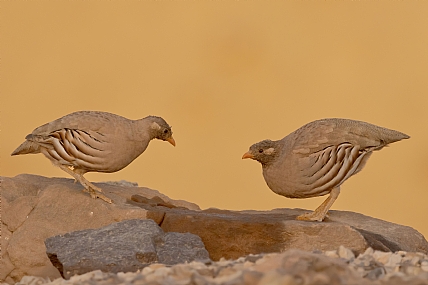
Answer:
93;138;149;173
262;161;300;198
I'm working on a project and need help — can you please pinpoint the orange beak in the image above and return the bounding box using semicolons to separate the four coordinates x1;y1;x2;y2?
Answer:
242;152;254;159
166;137;176;147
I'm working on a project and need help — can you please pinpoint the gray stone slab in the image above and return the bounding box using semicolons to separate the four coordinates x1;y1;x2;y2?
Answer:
45;219;209;279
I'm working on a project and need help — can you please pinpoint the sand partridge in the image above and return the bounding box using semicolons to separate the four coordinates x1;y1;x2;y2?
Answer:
242;118;409;221
12;111;175;203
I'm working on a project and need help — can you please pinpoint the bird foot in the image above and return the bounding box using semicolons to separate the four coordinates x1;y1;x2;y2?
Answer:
91;191;112;204
83;187;112;204
86;182;103;193
296;211;329;222
56;164;112;203
82;183;112;204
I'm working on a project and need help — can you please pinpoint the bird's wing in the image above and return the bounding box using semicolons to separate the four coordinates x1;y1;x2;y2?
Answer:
286;118;408;197
290;118;408;155
21;111;124;168
30;111;127;136
27;128;108;169
294;142;373;197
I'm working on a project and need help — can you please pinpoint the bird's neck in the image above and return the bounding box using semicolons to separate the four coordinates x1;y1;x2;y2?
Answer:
261;140;283;168
133;118;158;141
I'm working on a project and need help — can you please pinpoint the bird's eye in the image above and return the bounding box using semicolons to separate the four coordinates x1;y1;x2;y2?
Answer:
163;129;169;134
258;149;264;153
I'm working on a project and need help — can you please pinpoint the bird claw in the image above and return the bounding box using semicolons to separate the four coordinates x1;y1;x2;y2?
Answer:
82;185;112;204
94;193;113;204
100;195;113;204
296;211;328;222
88;189;112;204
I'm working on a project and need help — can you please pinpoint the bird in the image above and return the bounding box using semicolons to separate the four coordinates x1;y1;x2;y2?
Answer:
242;118;409;222
11;111;176;203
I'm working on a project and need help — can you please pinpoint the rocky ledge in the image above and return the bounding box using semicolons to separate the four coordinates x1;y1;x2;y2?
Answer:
1;174;428;285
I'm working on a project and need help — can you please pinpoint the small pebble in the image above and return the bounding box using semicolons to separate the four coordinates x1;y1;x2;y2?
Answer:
402;265;421;275
245;254;263;263
235;256;246;263
141;266;154;275
17;276;50;285
385;253;402;267
363;247;374;256
338;245;355;260
325;250;339;258
410;256;421;266
243;261;254;269
149;263;166;270
373;251;392;265
258;271;298;285
365;267;385;280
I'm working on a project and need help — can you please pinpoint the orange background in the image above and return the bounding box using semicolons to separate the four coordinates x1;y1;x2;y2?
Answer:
1;2;427;238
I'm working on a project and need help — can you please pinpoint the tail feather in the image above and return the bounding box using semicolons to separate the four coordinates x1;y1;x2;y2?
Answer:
11;140;41;155
380;129;410;144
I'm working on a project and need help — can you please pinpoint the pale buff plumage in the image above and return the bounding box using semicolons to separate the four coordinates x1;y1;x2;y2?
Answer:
12;111;175;203
242;118;409;222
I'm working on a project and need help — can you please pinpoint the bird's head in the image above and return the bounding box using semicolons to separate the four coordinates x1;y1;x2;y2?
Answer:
147;116;175;146
242;139;279;166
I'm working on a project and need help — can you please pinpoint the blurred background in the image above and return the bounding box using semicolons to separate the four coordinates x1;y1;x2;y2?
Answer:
1;2;427;237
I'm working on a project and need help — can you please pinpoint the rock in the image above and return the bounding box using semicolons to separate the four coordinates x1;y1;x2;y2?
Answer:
102;180;139;187
325;250;340;258
257;271;297;285
327;211;427;253
132;204;428;261
8;246;428;285
362;247;375;256
385;253;402;268
373;251;393;264
131;194;189;209
2;174;428;284
276;249;370;285
14;276;51;285
44;219;161;279
402;252;423;266
365;267;386;280
0;174;199;284
338;245;355;260
0;223;14;283
156;232;210;265
44;219;209;279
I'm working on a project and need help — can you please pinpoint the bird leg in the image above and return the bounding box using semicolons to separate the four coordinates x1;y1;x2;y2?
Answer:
57;164;112;204
296;187;340;222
